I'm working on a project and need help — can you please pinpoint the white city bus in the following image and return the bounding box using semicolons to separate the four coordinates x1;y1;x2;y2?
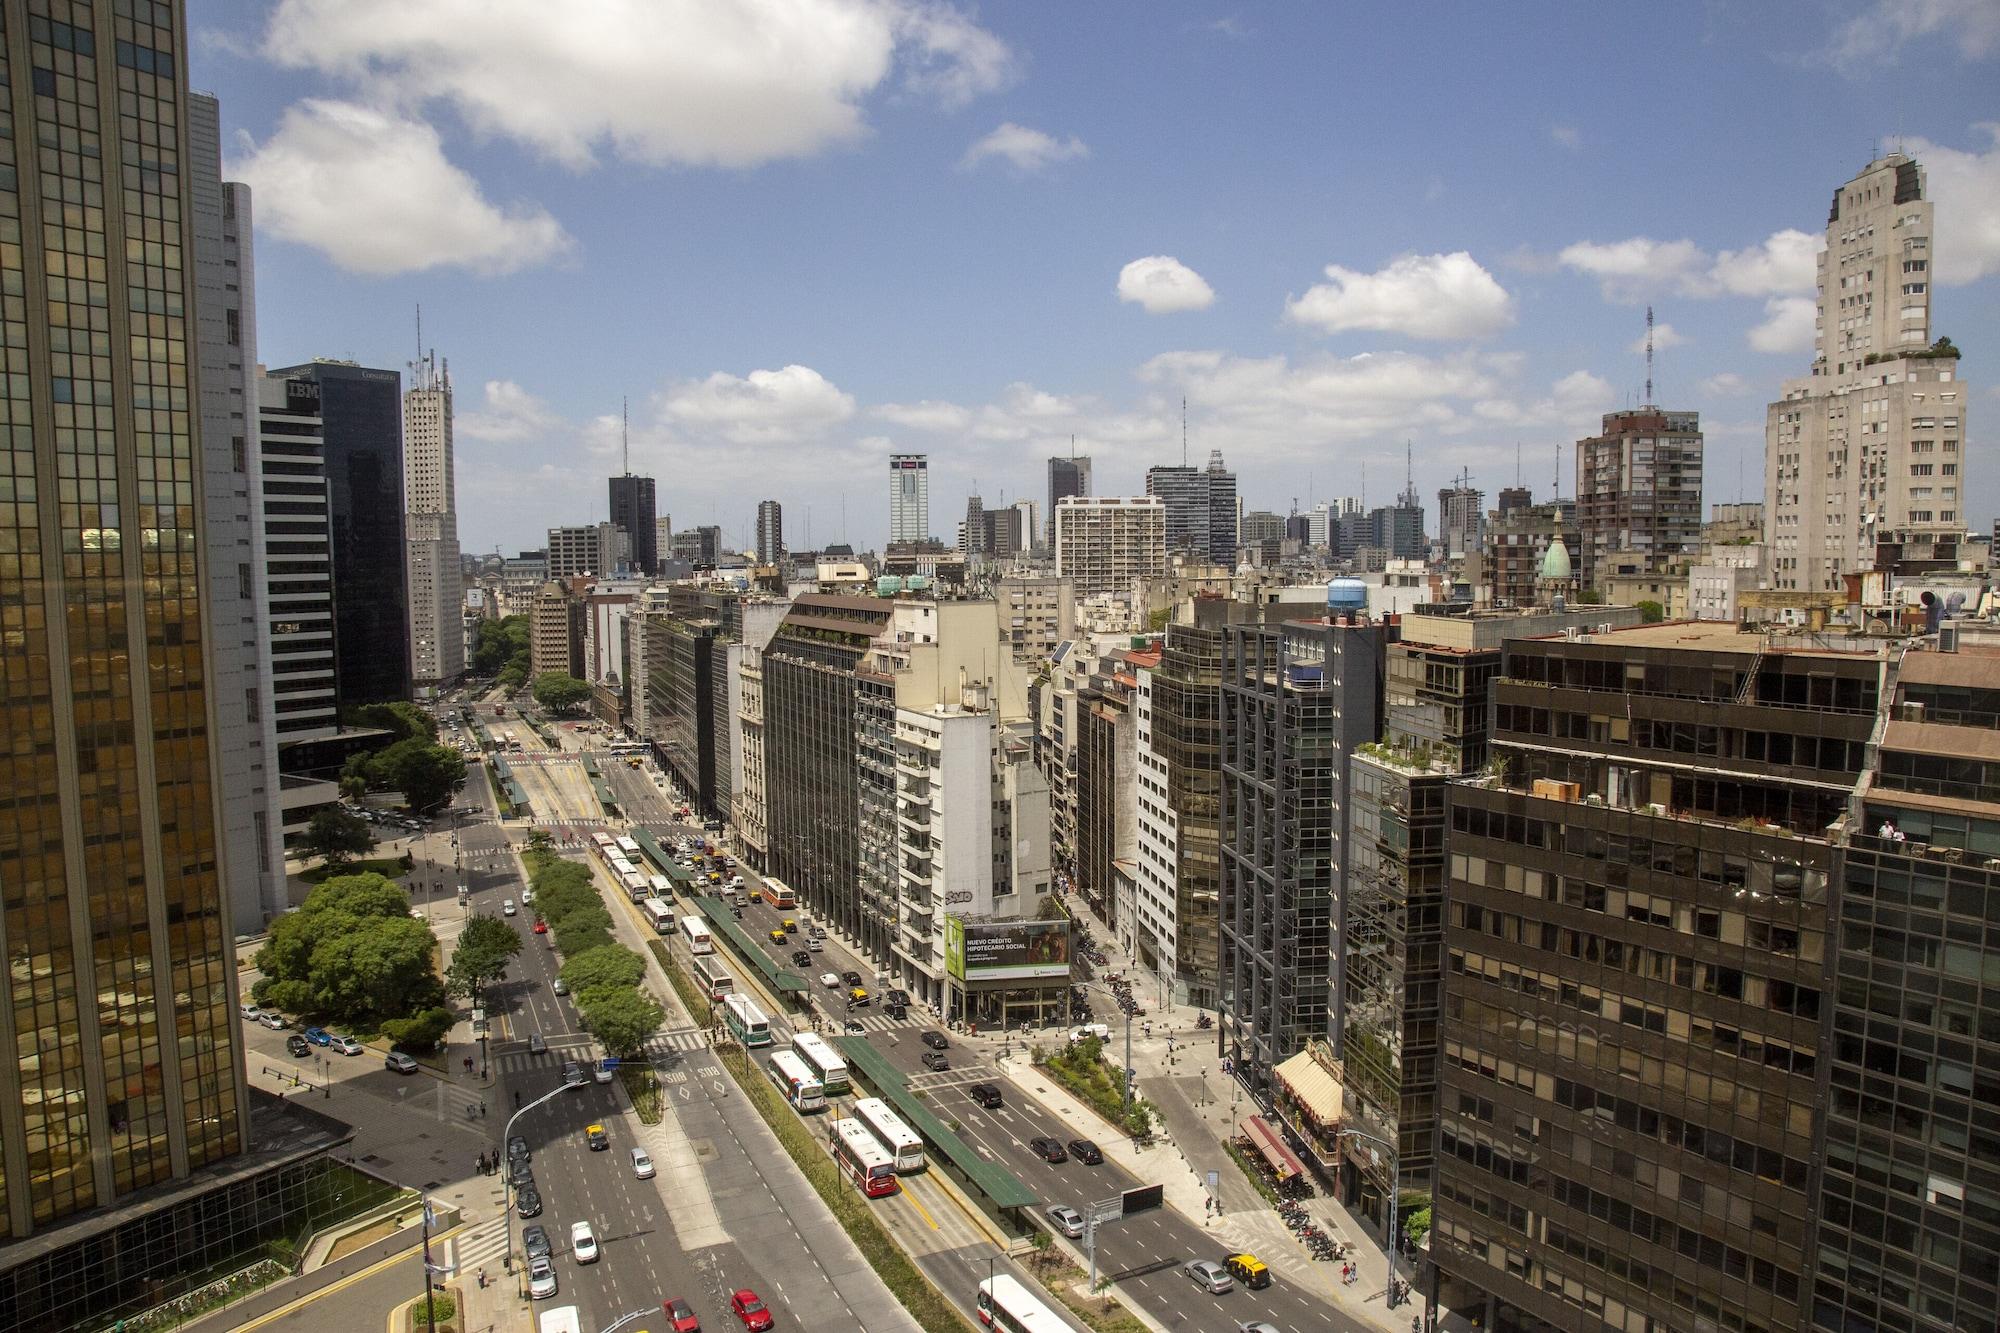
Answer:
722;993;771;1047
616;835;642;859
693;955;734;1001
976;1275;1066;1333
648;874;673;900
591;832;615;851
851;1096;926;1173
537;1306;583;1333
790;1032;851;1097
830;1118;898;1198
762;877;797;909
680;915;714;955
619;870;649;901
640;898;676;934
765;1050;826;1113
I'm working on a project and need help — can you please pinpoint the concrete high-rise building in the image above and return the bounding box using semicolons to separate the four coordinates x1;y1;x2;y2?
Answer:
404;350;463;690
1055;496;1167;600
671;524;722;567
1240;510;1286;545
994;574;1076;664
1576;407;1704;590
0;0;248;1301
655;515;672;565
1485;494;1579;608
1048;454;1092;542
961;494;988;558
1766;154;1969;591
547;521;627;578
1147;449;1239;565
530;580;585;679
1438;481;1485;557
191;93;285;933
609;473;658;575
756;499;784;565
889;453;930;543
266;360;410;707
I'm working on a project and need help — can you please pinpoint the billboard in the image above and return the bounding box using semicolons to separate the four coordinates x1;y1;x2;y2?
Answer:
944;917;1072;982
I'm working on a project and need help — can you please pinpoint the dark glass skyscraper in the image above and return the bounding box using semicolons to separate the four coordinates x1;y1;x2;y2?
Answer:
610;472;657;574
266;360;409;706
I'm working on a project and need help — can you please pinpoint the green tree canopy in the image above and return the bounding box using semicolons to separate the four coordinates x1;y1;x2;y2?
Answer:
252;874;442;1026
532;672;592;716
345;702;439;744
560;945;646;995
575;984;664;1058
1635;599;1666;624
302;807;375;868
373;737;468;814
472;616;531;678
554;907;616;958
445;914;525;1002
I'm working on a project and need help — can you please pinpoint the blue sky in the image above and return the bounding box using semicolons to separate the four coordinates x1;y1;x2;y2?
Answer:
190;1;2000;557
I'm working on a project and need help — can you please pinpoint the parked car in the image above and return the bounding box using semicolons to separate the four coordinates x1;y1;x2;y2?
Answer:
516;1186;543;1218
259;1011;288;1030
1046;1204;1085;1238
1183;1259;1234;1294
1030;1137;1069;1163
527;1254;558;1299
521;1223;551;1261
630;1147;655;1179
332;1035;363;1056
508;1157;534;1188
921;1031;949;1051
921;1052;949;1072
385;1052;419;1074
285;1034;311;1057
519;887;535;905
508;1135;531;1164
968;1083;1003;1109
304;1026;331;1047
1068;1138;1104;1165
729;1289;775;1332
571;1220;599;1264
663;1298;701;1333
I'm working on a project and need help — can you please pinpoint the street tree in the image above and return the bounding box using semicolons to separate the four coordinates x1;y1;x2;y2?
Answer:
252;873;443;1025
374;737;468;813
531;672;592;716
575;984;665;1058
302;807;375;869
445;915;524;1003
560;945;645;995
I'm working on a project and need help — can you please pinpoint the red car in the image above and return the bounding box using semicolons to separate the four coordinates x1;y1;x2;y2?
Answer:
532;919;548;934
663;1297;701;1332
729;1289;774;1331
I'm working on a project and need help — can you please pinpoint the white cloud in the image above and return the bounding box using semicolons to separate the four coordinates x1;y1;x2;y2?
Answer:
458;379;566;443
1816;0;2000;72
229;100;571;275
1748;297;1818;354
1117;256;1217;314
1701;372;1748;395
1628;322;1688;353
1284;252;1515;340
260;0;1013;171
1903;124;2000;283
1709;229;1821;296
660;364;857;444
873;399;973;432
1557;237;1709;300
960;122;1089;172
1551;125;1581;150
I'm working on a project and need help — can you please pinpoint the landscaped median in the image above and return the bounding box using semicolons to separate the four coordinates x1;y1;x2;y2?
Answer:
712;1039;973;1333
1031;1035;1158;1141
520;841;665;1057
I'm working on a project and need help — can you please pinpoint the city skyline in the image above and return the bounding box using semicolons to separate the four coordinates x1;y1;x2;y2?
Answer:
190;2;2000;555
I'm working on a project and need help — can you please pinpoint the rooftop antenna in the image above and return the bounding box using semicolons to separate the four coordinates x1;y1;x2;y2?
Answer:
415;302;422;368
1181;397;1188;467
621;396;629;476
1515;441;1522;489
1644;305;1655;407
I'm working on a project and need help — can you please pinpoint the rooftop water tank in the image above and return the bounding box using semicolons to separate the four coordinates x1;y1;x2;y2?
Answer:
1326;578;1369;613
876;575;904;597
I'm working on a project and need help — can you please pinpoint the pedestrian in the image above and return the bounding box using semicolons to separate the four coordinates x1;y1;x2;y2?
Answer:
477;1267;487;1290
480;1100;487;1118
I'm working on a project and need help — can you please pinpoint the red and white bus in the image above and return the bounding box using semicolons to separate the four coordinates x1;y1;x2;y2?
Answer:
693;954;733;1001
851;1097;925;1173
765;1050;826;1113
762;877;797;910
830;1118;898;1198
975;1275;1067;1332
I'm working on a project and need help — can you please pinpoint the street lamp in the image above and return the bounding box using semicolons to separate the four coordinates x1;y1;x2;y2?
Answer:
1337;1125;1404;1309
502;1080;586;1285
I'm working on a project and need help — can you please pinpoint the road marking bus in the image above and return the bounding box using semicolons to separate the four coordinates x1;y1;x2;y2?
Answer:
830;1117;898;1198
790;1032;851;1097
851;1096;926;1173
765;1049;826;1113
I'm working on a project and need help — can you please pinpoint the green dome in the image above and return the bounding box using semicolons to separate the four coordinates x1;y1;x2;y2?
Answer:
1540;536;1573;582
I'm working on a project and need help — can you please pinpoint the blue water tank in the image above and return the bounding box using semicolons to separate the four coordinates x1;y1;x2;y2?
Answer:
876;575;904;596
1326;578;1368;613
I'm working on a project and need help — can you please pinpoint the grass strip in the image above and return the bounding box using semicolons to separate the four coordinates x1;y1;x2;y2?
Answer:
1034;1259;1150;1333
1032;1042;1155;1139
647;938;713;1029
620;1064;663;1125
714;1043;973;1333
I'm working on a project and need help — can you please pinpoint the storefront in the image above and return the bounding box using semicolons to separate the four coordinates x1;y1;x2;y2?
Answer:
942;915;1073;1031
1272;1043;1347;1182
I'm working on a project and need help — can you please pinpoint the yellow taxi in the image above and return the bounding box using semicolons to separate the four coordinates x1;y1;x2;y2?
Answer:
768;928;788;945
586;1123;610;1151
1223;1253;1271;1289
848;987;870;1006
781;918;797;934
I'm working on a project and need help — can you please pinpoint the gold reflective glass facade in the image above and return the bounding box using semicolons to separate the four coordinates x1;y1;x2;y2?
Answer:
0;0;242;1241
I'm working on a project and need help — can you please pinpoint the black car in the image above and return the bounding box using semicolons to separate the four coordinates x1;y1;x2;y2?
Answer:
921;1051;949;1072
507;1158;534;1189
886;1003;908;1020
969;1082;1003;1109
1068;1138;1104;1165
516;1187;543;1218
507;1135;530;1163
791;950;812;967
1029;1136;1069;1163
285;1034;310;1057
921;1030;949;1051
841;970;862;988
521;1224;552;1261
888;989;911;1006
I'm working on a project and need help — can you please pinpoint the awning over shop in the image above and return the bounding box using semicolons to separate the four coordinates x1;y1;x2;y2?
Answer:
1240;1115;1306;1180
1274;1048;1344;1126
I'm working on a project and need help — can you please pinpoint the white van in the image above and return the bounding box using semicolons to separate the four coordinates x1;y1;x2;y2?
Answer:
537;1307;581;1333
1070;1023;1112;1044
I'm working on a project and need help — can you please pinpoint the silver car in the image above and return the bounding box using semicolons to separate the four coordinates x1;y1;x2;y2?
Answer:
1184;1259;1234;1294
1046;1204;1084;1239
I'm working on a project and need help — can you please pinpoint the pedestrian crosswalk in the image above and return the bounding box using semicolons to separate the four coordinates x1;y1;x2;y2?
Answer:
446;1218;512;1278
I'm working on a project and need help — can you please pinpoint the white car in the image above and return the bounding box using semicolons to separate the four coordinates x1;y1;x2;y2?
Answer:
630;1148;655;1179
258;1011;288;1030
332;1035;363;1056
503;899;517;916
520;887;535;905
240;1002;262;1021
570;1220;598;1264
528;1254;558;1298
820;973;843;990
